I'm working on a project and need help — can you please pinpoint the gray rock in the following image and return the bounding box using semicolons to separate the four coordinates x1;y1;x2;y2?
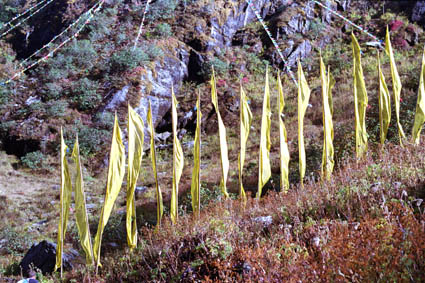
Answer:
253;216;273;227
156;131;172;142
25;96;41;106
321;0;337;24
287;40;312;67
104;85;130;111
412;1;425;23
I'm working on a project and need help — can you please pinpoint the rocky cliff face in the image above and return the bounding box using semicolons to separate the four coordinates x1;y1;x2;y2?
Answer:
1;0;423;159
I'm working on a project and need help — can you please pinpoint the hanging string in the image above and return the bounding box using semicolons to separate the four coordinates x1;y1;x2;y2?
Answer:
245;0;298;86
133;0;151;50
2;0;105;85
310;0;384;47
18;0;103;69
0;0;56;39
0;0;50;31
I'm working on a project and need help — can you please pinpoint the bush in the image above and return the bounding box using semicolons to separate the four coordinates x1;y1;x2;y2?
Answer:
65;120;110;157
0;226;32;256
46;100;69;117
146;0;178;21
154;23;173;37
109;47;149;72
199;58;230;79
21;151;46;169
71;78;102;110
43;82;64;100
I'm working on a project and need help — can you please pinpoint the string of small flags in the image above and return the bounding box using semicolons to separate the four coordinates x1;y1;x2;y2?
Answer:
1;0;105;85
18;1;100;69
0;0;50;32
310;0;384;47
0;0;56;39
133;0;152;50
245;0;298;86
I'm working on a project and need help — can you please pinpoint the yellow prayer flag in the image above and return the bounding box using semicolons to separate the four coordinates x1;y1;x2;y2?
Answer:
257;67;272;199
412;47;425;144
378;52;391;145
320;55;334;181
126;105;144;250
191;91;202;216
238;85;252;202
71;136;94;265
147;101;163;227
297;61;311;187
171;88;184;224
385;26;406;145
277;72;290;193
93;114;126;267
55;128;72;272
351;33;368;158
210;68;230;199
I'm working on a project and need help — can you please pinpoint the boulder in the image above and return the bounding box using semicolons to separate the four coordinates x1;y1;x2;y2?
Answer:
19;240;76;276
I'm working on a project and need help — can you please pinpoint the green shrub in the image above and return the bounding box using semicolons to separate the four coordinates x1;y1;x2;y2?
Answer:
46;100;69;117
109;47;149;72
200;58;230;78
146;0;178;21
66;120;110;157
21;151;46;169
0;226;32;256
43;82;64;100
71;78;102;110
154;23;173;37
94;111;114;130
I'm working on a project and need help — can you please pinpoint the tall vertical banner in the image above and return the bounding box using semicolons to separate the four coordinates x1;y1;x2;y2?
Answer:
147;101;164;227
191;92;202;216
210;68;230;199
412;47;425;144
55;128;72;274
351;33;368;158
72;136;94;265
94;114;126;268
238;85;252;202
297;61;311;187
378;52;391;145
257;67;272;199
385;26;406;145
171;88;184;224
126;105;145;250
277;72;290;193
320;56;335;181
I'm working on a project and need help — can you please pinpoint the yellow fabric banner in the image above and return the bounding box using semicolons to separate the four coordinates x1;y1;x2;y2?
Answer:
277;72;290;193
210;68;230;199
171;88;184;224
126;105;144;250
412;47;425;144
55;128;72;272
351;33;368;158
238;85;252;202
385;26;406;145
378;53;391;145
297;61;311;187
320;55;334;181
71;136;94;265
257;67;272;199
93;114;126;267
191;92;202;216
147;101;163;227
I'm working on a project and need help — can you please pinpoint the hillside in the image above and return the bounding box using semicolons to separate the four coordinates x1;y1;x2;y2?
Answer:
0;0;425;281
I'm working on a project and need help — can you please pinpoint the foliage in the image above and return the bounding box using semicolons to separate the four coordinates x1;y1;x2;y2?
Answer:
46;100;69;118
0;226;32;256
109;47;149;73
154;23;173;37
145;0;178;21
20;150;46;169
70;78;101;111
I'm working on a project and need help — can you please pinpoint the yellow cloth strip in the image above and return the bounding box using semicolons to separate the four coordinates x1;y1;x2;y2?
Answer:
277;71;290;193
238;85;252;202
191;91;202;216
